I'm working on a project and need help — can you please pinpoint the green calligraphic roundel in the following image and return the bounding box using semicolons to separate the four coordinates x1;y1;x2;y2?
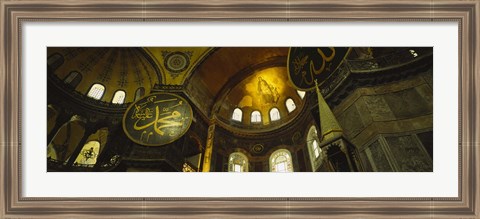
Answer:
122;93;193;146
287;47;351;91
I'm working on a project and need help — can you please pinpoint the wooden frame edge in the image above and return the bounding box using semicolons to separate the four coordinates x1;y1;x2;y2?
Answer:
1;0;478;218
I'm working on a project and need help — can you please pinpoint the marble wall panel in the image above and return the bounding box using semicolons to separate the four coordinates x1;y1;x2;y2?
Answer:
383;88;431;119
337;104;365;138
362;95;396;121
364;140;393;172
385;135;433;172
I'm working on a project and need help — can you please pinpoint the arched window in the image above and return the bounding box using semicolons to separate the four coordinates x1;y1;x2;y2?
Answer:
269;107;281;121
72;127;109;167
73;140;101;167
87;83;105;100
297;90;306;99
228;152;249;172
307;125;323;170
232;108;243;122
285;98;296;113
251;110;262;123
47;115;87;162
47;53;64;72
270;149;293;172
64;71;82;88
112;90;126;104
312;139;321;158
135;87;145;101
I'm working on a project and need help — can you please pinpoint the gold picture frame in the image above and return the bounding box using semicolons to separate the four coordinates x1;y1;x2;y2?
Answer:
1;0;478;218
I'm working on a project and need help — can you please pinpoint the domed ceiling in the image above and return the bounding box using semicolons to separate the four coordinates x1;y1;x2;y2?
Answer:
216;66;305;128
48;47;311;131
48;47;160;103
185;47;290;117
144;47;213;85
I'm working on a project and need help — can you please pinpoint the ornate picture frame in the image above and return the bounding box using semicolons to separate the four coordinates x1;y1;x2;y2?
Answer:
1;0;478;218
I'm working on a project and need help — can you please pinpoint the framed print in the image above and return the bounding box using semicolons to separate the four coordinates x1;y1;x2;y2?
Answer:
1;0;479;218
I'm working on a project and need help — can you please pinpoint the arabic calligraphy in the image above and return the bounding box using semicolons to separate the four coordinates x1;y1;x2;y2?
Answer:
122;93;193;146
288;47;350;90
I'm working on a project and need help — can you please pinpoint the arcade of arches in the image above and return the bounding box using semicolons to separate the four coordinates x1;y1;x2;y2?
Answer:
47;47;433;172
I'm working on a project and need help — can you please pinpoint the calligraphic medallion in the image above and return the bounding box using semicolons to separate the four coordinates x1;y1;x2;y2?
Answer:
122;93;193;146
287;47;351;91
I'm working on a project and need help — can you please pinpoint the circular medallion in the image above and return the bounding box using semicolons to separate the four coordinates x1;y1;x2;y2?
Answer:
122;93;193;146
292;131;302;145
252;144;264;154
287;47;351;91
164;52;190;73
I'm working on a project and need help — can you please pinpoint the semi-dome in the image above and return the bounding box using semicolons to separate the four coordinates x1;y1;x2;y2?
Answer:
215;66;306;131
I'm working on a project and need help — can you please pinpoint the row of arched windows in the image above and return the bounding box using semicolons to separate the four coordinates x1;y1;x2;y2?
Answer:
62;72;145;104
228;149;294;172
228;125;323;172
231;90;305;123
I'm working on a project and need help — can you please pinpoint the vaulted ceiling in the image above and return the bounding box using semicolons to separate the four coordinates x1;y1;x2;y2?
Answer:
48;47;308;131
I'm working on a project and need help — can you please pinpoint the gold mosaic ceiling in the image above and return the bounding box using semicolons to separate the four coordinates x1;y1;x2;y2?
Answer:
48;47;159;103
49;47;306;128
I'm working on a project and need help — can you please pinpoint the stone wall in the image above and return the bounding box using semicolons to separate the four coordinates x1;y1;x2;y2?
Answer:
333;69;433;171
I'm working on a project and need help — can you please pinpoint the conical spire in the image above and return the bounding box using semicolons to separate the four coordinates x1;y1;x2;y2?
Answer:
315;80;343;143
